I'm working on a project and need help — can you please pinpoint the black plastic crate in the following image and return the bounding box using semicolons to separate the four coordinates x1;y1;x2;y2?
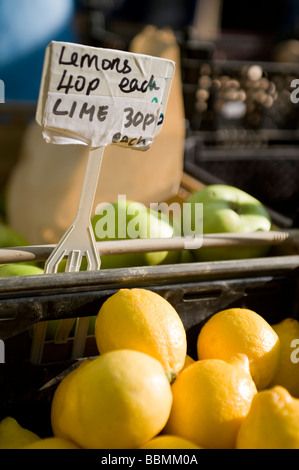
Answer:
181;57;299;225
184;136;299;225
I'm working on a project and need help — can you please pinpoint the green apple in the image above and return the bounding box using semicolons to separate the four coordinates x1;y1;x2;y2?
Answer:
0;263;44;277
91;198;180;269
184;184;272;261
179;249;197;264
0;222;28;248
0;222;42;268
91;199;146;269
143;207;181;266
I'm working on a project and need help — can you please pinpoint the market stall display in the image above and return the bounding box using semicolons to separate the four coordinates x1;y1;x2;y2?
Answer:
0;8;299;450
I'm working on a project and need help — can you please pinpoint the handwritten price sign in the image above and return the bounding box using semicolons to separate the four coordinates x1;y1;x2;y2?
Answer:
36;41;175;150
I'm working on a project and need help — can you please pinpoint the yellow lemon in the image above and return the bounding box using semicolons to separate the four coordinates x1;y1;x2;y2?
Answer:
49;358;92;409
197;308;280;389
164;354;257;449
236;386;299;449
139;435;201;449
0;416;40;449
269;318;299;398
23;437;80;449
51;350;173;449
95;288;187;375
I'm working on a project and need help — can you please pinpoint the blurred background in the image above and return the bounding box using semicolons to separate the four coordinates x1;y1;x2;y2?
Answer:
0;0;299;241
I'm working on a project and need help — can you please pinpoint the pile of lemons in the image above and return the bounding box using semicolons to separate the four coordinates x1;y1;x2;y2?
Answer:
1;288;299;450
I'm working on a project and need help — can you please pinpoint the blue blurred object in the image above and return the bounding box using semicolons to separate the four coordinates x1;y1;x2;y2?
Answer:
0;0;79;101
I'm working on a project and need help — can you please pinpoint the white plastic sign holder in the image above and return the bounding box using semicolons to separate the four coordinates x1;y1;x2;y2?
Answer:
31;41;175;363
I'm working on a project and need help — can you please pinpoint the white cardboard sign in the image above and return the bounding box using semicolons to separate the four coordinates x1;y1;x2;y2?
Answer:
36;41;175;150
